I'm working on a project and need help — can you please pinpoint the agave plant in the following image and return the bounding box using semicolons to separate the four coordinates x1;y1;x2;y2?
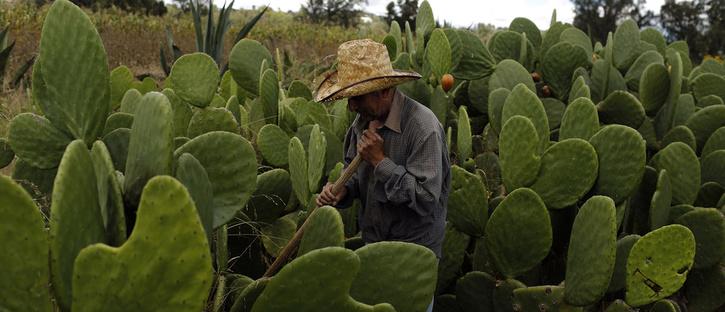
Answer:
160;0;268;76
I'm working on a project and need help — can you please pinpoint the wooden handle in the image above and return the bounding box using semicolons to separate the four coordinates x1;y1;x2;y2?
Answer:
332;154;362;195
262;153;363;278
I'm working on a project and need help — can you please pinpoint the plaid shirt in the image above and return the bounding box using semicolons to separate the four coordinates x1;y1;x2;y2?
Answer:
338;89;450;258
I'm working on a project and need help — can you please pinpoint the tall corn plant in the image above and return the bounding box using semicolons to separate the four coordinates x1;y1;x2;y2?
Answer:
160;0;268;76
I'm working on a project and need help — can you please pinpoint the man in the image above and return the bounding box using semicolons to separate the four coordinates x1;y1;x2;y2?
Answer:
314;39;450;310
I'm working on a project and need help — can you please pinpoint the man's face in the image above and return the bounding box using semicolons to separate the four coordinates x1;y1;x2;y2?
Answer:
347;92;380;120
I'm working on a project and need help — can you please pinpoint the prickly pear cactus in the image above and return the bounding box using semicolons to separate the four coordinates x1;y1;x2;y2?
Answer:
187;107;239;139
50;140;106;310
250;247;396;312
71;176;214;311
245;169;292;224
167;53;220;107
625;224;695;306
588;125;646;203
8;113;71;169
499;115;540;191
530;138;598;209
650;142;700;205
485;188;552;277
90;141;127;246
351;242;438;312
559;98;600;141
123;92;174;208
298;206;345;257
257;124;291;167
174;131;257;228
564;196;617;306
0;138;14;168
175;153;214;240
0;175;52;312
35;0;110;145
675;208;725;269
230;39;273;97
447;165;488;237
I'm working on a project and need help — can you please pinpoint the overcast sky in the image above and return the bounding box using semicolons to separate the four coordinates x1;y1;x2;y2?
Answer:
206;0;666;29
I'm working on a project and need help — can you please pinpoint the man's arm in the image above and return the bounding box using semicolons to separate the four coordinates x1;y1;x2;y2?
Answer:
373;129;445;216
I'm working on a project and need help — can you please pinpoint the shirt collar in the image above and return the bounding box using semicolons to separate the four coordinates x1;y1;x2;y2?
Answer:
352;89;404;134
382;89;403;133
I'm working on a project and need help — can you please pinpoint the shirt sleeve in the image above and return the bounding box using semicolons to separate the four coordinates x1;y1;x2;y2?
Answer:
335;125;359;209
373;129;444;216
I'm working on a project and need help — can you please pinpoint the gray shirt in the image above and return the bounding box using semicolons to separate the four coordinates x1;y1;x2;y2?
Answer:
338;89;451;258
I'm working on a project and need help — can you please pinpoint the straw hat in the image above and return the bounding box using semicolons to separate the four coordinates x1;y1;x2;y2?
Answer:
313;39;421;103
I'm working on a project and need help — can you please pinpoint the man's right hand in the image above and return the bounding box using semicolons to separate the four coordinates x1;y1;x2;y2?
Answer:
316;182;348;207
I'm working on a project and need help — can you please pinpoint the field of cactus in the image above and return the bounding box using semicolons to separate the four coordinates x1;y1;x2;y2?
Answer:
1;0;724;311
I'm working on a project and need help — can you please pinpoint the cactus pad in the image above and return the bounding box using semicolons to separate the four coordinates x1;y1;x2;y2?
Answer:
174;131;257;228
175;153;214;240
701;150;725;186
684;95;725;154
0;175;52;312
598;91;646;129
0;138;14;168
438;223;471;292
691;73;725;103
564;196;617;306
103;112;134;136
8;113;71;169
298;206;344;256
167;53;219;107
685;265;725;312
448;165;489;237
675;208;725;268
251;247;395;312
607;235;641;293
288;137;310;204
649;169;672;230
661;125;696;151
650;142;700;205
187;107;239;138
90;141;127;246
489;60;536;95
512;286;582;311
457;106;472;161
455;271;496;311
499;116;540;191
245;169;292;224
589;125;646;203
487;88;511;134
37;0;109;144
542;42;590;99
307;125;326;194
119;88;143;114
486;188;552;277
639;63;670;114
530;139;598;209
426;29;452;80
49;140;106;310
351;242;438;312
625;224;695;307
559;97;600;141
71;176;213;311
230;39;273;97
257;124;290;167
123;92;174;208
501;83;550;153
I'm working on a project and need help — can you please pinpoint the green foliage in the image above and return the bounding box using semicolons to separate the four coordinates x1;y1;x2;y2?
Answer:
565;196;617;306
625;225;695;307
0;175;52;312
485;188;552;277
49;140;106;310
72;176;213;311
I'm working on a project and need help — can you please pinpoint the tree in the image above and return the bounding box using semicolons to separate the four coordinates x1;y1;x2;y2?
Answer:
300;0;367;27
705;0;725;55
68;0;168;15
660;0;707;58
571;0;656;44
385;0;418;30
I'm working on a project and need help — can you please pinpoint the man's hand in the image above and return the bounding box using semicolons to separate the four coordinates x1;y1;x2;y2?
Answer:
358;120;385;167
316;182;348;207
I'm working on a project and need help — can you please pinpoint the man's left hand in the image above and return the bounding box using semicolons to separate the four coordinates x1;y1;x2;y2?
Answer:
358;122;385;167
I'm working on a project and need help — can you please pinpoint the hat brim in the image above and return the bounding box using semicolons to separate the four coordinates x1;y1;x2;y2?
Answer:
313;69;421;102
